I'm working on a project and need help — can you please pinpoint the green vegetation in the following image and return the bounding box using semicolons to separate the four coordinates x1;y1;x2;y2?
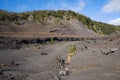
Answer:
0;9;119;35
68;45;77;53
93;21;116;35
115;26;120;31
0;10;30;24
50;37;54;44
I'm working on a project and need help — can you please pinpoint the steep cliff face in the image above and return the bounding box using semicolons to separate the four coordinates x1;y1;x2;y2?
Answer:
0;10;119;35
0;19;99;38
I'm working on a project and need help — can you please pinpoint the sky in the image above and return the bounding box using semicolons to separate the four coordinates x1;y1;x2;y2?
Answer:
0;0;120;25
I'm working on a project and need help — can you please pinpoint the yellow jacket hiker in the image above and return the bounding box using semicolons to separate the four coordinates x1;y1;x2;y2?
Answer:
67;45;77;63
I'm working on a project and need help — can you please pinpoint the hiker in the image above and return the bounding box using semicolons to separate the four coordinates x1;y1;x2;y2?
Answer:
60;58;65;69
50;57;61;69
51;57;66;69
56;57;61;69
10;60;16;66
67;45;77;63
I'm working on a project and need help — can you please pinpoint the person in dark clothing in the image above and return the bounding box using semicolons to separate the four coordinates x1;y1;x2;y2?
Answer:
60;58;65;69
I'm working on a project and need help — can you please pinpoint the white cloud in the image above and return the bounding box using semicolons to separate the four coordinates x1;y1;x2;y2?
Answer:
109;18;120;25
46;1;85;12
102;0;120;13
16;4;28;12
62;1;85;12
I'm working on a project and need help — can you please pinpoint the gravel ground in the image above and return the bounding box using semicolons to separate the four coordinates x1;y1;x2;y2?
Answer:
0;35;120;80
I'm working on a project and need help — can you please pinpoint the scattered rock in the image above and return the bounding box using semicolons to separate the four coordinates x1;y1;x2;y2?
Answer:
10;76;15;80
59;68;69;76
84;46;88;49
15;20;27;25
110;48;118;53
101;48;118;55
37;46;41;49
40;52;48;55
0;72;3;75
109;39;113;41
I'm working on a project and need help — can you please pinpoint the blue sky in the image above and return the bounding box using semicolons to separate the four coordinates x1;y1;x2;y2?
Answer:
0;0;120;25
